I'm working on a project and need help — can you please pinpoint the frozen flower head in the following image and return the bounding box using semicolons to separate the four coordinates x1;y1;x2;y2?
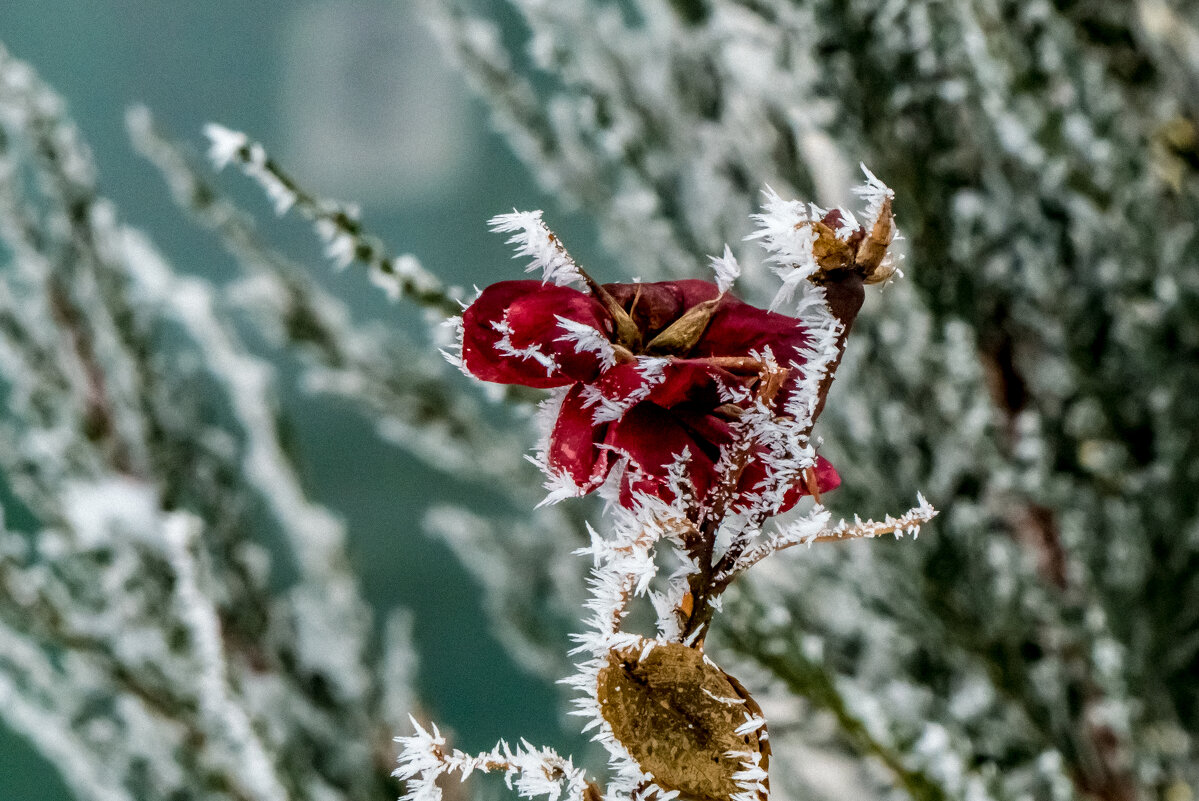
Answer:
458;225;843;512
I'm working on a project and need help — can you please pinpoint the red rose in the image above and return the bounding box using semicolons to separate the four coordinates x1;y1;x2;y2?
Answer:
459;277;840;510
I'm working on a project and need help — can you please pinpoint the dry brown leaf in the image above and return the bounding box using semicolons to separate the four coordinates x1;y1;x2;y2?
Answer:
596;640;768;801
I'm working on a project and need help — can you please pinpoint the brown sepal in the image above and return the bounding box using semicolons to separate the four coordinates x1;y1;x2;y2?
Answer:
644;298;721;355
581;272;644;351
855;195;897;284
808;221;856;276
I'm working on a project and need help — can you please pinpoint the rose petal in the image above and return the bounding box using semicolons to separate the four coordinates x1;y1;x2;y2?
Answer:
463;281;611;388
812;454;841;493
645;359;737;410
608;403;717;506
547;384;611;491
580;361;656;424
736;453;841;514
694;295;809;366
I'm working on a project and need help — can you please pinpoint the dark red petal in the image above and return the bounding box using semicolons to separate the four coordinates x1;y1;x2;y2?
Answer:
812;454;841;493
462;281;611;388
694;296;809;366
644;359;736;410
607;403;717;507
670;279;723;310
736;453;841;514
670;408;735;449
591;362;652;407
547;385;611;491
585;358;731;421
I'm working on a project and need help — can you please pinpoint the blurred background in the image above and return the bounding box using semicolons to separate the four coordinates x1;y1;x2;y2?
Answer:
5;2;1199;799
0;2;597;797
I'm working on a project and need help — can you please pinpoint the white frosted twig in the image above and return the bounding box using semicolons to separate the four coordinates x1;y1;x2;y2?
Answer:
396;719;593;801
118;228;372;703
0;49;154;480
728;495;938;579
201;122;457;312
489;210;587;289
123;230;346;581
128;107;527;484
0;618;136;801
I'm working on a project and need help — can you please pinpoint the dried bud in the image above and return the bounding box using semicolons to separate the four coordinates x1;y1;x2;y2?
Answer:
808;220;856;276
855;194;898;284
596;640;768;801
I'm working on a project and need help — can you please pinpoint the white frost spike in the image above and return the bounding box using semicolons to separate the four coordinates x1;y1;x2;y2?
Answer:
709;244;741;293
202;123;247;170
440;315;469;375
535;466;587;508
852;163;894;230
747;187;824;312
748;186;824;270
555;316;617;371
490;210;586;289
491;314;558;376
394;717;447;784
734;716;768;737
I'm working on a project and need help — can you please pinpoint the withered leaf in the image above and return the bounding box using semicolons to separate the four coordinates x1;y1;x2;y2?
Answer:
596;640;768;801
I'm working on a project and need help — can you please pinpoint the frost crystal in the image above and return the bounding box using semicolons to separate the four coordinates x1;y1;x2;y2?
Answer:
555;316;618;371
490;210;587;289
202;122;247;170
710;244;742;294
852;163;894;231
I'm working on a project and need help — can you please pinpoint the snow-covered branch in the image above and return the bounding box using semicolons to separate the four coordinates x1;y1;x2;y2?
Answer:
202;123;458;313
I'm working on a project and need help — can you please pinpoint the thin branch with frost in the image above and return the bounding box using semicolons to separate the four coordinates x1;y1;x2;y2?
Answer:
489;210;587;289
395;720;593;801
161;513;291;801
723;495;939;582
202;122;459;313
120;228;377;701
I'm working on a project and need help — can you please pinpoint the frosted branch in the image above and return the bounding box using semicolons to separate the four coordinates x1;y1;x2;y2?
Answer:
201;122;459;313
396;719;593;801
489;210;587;289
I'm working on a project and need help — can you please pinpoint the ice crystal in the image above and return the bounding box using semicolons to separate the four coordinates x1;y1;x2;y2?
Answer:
490;210;587;289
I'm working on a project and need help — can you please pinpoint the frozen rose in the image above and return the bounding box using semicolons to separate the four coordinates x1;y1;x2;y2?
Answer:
460;277;840;509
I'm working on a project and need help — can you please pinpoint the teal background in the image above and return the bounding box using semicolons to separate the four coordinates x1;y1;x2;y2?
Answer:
0;2;603;798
